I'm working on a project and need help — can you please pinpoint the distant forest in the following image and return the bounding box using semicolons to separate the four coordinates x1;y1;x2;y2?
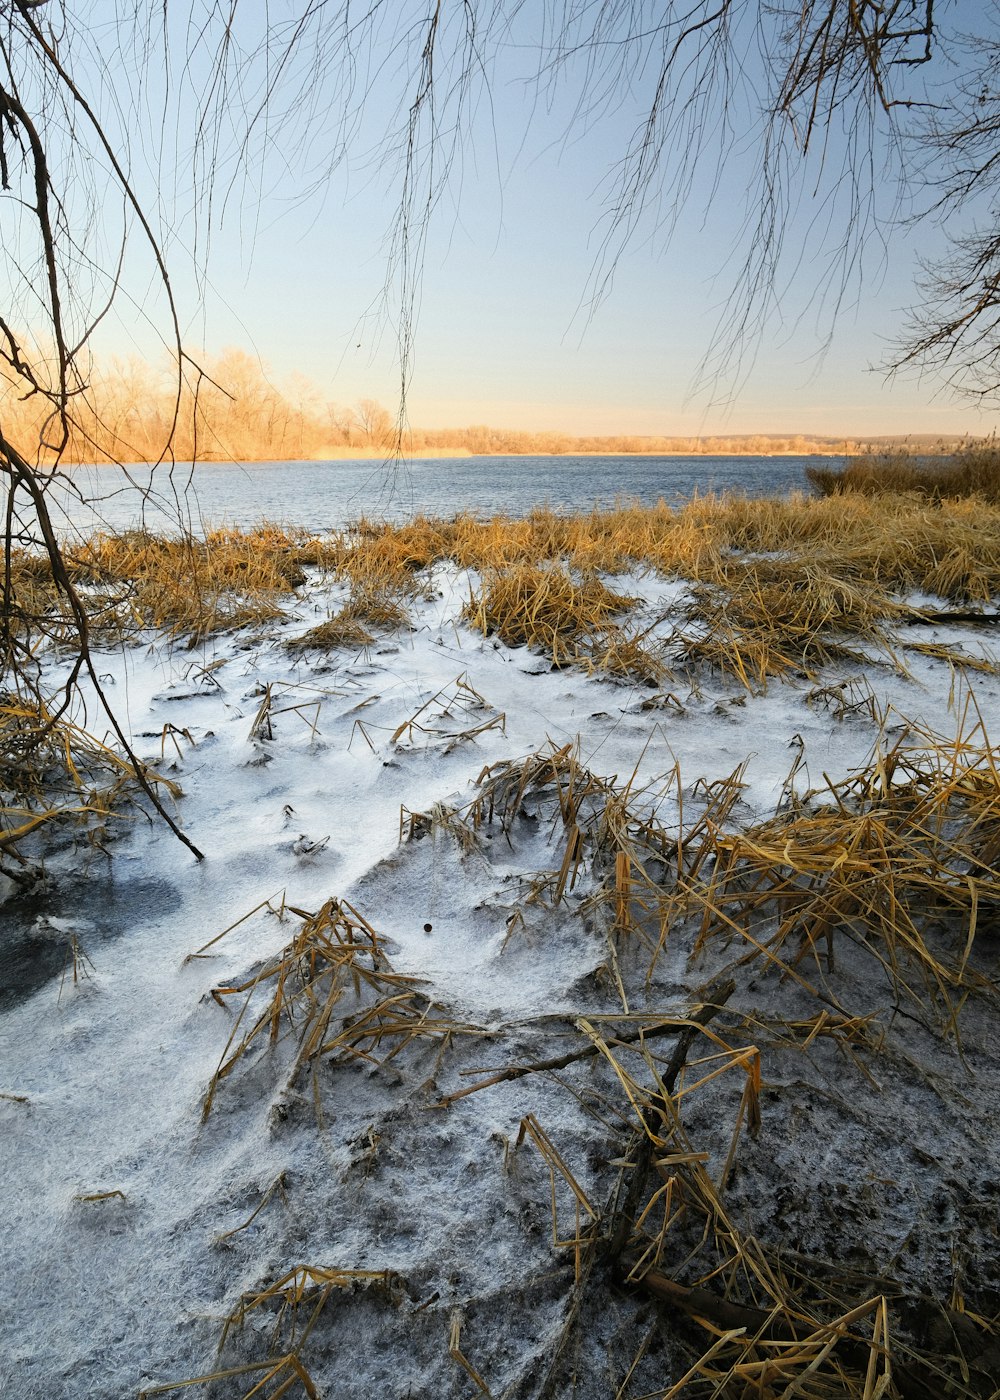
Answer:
1;350;970;463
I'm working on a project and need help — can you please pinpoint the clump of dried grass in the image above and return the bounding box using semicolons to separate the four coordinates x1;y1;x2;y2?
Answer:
346;588;411;631
493;975;995;1400
806;674;888;723
140;1265;403;1400
466;740;610;836
287;611;375;652
66;526;303;639
390;673;505;752
201;897;475;1118
450;713;1000;1043
331;514;450;592
673;565;903;688
808;442;1000;503
666;491;1000;603
4;549;72;646
0;688;181;880
464;563;636;664
583;627;671;686
287;587;412;653
683;712;1000;1035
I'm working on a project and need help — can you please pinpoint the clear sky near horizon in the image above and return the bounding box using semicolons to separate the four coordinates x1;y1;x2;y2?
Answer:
73;2;997;441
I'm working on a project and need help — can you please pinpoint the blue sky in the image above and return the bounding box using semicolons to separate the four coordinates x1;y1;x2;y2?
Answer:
79;2;997;440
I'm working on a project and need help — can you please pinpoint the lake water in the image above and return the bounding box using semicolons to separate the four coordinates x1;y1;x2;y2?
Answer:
46;453;837;535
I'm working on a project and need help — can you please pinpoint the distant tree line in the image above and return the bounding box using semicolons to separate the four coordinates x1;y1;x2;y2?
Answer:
0;349;969;464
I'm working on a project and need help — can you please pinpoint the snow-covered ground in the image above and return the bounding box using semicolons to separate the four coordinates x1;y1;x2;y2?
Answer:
3;555;1000;1399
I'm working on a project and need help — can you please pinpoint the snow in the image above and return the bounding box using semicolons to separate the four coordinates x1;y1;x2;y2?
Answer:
2;548;1000;1398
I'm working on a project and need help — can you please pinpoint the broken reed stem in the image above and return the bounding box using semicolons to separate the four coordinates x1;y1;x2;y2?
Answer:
434;978;736;1108
637;1273;946;1400
602;978;736;1264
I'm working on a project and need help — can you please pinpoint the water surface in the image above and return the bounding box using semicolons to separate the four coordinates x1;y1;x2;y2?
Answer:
48;453;834;536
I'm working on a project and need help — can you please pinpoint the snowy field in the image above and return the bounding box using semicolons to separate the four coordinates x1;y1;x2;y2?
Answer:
3;540;1000;1399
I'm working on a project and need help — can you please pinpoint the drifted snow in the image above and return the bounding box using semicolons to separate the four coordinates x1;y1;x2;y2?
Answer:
2;557;1000;1398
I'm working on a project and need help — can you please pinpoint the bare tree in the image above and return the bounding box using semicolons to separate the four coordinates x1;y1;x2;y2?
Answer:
0;1;205;868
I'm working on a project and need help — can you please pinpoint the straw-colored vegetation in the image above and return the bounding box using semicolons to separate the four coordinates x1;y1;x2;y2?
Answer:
10;486;1000;882
66;526;307;639
0;689;181;888
807;440;1000;503
39;492;1000;657
198;896;476;1121
412;727;1000;1396
463;563;638;667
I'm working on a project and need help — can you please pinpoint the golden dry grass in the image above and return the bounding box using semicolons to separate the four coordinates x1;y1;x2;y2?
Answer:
5;487;997;881
441;735;1000;1397
66;527;302;638
635;714;994;1042
673;564;905;688
286;610;375;652
200;896;476;1119
0;688;182;880
139;1266;403;1399
19;491;1000;673
164;714;1000;1397
14;492;1000;1398
287;589;411;652
808;442;1000;503
464;563;637;665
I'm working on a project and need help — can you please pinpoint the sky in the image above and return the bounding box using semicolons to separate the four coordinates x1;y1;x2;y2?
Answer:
67;2;1000;440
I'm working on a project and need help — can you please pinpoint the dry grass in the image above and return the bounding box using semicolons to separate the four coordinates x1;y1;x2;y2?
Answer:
139;1266;402;1400
445;711;1000;1039
667;717;995;1032
390;673;505;752
466;740;610;837
805;674;888;723
318;496;1000;689
808;442;1000;503
287;589;411;653
330;514;450;591
66;527;302;639
0;688;181;880
583;626;670;686
464;563;637;665
167;710;1000;1397
16;491;1000;685
286;610;375;652
201;897;476;1119
4;549;72;646
535;705;1000;1040
673;567;903;689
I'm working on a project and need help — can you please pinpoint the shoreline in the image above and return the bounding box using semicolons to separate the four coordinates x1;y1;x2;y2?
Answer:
56;447;850;468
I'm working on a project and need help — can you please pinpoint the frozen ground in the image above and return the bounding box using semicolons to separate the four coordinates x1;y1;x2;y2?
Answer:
2;556;1000;1398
